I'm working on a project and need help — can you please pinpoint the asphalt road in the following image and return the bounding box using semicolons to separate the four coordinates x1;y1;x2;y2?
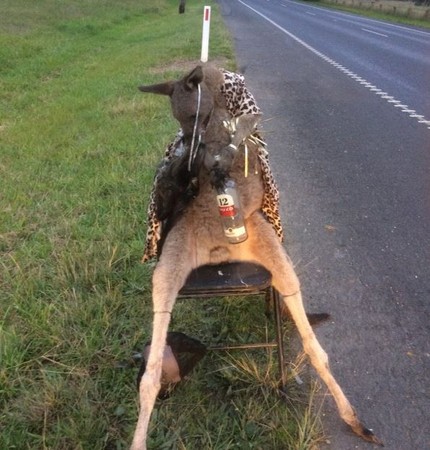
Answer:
217;1;430;448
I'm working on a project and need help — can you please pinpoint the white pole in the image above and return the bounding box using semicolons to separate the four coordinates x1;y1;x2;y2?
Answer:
200;6;211;63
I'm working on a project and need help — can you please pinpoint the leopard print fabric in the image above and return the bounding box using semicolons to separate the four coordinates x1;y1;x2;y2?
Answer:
141;69;283;263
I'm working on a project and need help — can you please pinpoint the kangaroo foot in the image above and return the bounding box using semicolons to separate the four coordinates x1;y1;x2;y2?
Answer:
350;421;384;446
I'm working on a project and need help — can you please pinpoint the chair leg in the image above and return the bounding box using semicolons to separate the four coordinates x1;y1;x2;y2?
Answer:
264;289;272;319
272;287;287;392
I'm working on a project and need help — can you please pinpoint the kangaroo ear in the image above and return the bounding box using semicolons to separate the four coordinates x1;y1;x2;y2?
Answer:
184;66;204;91
138;81;175;96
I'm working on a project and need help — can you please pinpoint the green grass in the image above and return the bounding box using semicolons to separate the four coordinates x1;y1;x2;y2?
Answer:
0;1;323;448
316;0;430;29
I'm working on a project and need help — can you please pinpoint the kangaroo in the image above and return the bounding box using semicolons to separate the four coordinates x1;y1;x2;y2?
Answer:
131;65;382;449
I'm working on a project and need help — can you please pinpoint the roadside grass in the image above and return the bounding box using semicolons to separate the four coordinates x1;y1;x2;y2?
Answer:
316;0;430;28
1;0;323;448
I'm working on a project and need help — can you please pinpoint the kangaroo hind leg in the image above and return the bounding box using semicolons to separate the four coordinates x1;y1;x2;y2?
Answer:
131;232;194;450
245;215;382;445
283;292;382;445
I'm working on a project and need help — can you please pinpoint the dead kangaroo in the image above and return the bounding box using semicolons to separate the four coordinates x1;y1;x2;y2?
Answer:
131;64;382;449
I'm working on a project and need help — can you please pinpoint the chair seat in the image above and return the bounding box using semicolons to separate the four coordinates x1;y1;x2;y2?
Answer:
179;262;272;297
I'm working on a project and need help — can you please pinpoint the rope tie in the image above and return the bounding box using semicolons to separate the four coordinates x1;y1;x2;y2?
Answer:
188;84;202;172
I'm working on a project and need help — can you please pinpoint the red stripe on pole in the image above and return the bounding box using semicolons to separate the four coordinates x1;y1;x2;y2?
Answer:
205;7;210;21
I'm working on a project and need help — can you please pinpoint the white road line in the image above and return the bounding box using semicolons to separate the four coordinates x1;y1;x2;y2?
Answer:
282;0;430;37
238;0;430;131
361;28;388;38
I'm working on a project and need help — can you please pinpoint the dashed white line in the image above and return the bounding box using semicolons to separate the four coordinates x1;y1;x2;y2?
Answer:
361;28;388;38
239;0;430;130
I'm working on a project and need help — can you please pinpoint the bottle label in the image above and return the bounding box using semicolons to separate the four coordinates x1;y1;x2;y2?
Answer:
224;225;247;238
217;194;235;217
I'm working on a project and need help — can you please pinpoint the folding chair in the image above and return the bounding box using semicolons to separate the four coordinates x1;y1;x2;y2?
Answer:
178;261;287;390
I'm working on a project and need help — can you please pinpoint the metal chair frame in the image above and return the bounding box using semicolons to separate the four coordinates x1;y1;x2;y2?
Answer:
178;261;287;389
